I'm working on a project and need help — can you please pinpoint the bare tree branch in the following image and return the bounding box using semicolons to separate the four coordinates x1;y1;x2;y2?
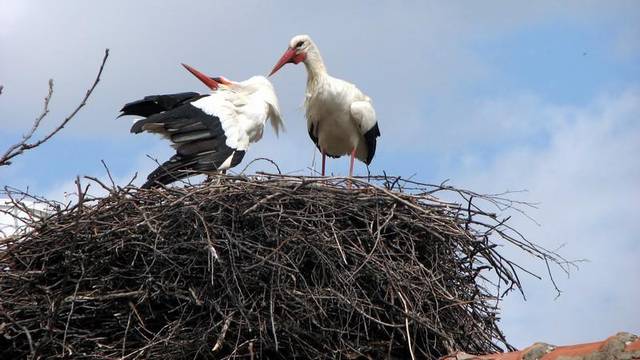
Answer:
0;80;55;167
0;49;110;167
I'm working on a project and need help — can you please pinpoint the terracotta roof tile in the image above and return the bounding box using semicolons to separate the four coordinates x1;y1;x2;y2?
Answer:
627;337;640;353
440;332;640;360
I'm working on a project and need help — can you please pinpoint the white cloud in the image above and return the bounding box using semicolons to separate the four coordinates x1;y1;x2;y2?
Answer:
1;0;634;136
453;89;640;347
0;0;28;38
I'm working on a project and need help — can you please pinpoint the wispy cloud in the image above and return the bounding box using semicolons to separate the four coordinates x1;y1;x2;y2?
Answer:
454;88;640;346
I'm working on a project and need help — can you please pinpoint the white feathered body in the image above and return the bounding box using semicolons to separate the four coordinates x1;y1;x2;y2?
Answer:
305;74;377;163
270;34;381;165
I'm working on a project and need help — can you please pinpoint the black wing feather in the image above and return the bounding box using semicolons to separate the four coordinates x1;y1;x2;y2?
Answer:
120;92;202;117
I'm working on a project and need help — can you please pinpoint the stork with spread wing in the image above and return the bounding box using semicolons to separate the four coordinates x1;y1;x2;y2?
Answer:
120;64;283;188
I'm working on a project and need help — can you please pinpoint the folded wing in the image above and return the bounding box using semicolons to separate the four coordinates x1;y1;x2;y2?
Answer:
350;100;380;165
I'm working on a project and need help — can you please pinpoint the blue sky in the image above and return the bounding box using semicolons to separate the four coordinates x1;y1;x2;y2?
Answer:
1;0;639;349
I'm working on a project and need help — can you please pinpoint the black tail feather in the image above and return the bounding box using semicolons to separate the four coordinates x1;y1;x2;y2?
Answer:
141;155;198;189
141;148;245;189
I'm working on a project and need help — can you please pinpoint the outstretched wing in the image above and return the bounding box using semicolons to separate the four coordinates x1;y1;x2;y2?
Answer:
121;92;249;188
120;92;203;118
350;100;380;165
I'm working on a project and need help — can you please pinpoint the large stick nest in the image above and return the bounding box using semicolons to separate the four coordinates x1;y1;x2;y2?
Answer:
0;174;562;359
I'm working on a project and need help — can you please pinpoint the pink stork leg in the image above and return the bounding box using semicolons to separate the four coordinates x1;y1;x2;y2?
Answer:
321;150;326;176
348;148;356;188
348;148;356;178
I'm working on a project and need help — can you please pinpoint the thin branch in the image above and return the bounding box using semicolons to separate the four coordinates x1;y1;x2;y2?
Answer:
0;80;54;166
0;49;110;167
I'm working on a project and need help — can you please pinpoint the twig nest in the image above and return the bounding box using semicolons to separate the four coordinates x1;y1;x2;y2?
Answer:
0;174;564;359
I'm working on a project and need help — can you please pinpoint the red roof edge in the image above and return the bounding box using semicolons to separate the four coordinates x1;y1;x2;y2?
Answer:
440;332;640;360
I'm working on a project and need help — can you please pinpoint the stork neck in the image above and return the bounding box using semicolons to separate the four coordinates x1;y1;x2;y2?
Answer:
304;59;326;78
302;46;327;80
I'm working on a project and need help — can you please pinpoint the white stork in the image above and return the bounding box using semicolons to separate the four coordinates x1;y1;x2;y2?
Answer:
269;34;380;178
120;64;283;188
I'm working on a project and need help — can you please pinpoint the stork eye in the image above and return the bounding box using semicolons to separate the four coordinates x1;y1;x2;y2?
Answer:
295;41;304;48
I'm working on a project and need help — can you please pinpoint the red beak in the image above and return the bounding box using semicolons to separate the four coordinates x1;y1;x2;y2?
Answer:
269;48;297;76
182;63;219;90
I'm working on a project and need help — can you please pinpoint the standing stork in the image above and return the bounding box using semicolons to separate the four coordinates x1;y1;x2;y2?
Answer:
269;34;380;178
120;64;283;188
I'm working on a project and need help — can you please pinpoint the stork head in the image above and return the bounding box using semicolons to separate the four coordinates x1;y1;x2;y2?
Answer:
269;34;312;76
182;63;234;90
